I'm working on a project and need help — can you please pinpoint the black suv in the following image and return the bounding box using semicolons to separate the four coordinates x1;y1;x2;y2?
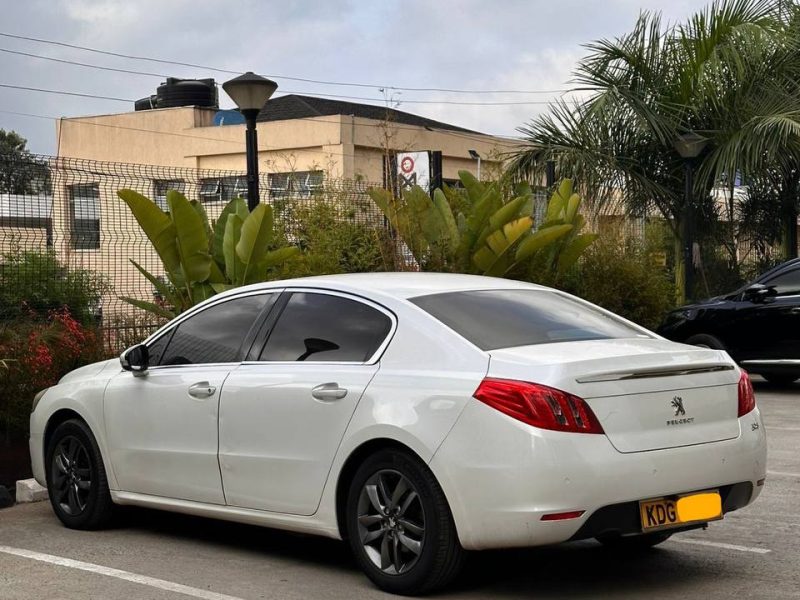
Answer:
658;258;800;384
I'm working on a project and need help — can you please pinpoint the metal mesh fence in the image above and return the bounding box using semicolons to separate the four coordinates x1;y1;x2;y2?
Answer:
0;153;386;354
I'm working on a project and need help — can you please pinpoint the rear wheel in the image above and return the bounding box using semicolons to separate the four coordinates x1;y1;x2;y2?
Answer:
45;419;116;530
685;334;726;350
345;449;464;595
762;373;799;385
597;532;672;551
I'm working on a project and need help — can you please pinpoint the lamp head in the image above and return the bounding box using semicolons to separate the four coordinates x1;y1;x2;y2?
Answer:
222;72;278;115
673;132;708;159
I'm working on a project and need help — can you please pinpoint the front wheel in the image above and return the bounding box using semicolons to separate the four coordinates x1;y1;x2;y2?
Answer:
45;419;116;530
345;449;464;595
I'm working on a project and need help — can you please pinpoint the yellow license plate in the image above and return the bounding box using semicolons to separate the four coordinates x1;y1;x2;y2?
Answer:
639;491;723;532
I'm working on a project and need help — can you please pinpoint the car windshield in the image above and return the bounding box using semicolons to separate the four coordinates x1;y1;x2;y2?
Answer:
410;289;648;351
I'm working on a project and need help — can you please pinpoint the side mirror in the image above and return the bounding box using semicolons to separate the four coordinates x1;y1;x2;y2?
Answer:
742;283;777;303
120;344;149;373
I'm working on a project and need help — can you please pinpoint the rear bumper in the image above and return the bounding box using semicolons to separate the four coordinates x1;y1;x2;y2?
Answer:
429;400;767;551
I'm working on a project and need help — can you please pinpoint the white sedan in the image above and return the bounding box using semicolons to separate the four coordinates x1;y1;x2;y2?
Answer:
30;273;767;595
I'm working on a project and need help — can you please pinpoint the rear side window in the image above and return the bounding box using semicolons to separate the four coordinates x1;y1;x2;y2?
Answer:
158;294;275;365
411;289;645;351
764;268;800;296
260;292;392;362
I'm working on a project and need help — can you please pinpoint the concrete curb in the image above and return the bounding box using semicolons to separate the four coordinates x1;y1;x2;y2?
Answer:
15;479;48;503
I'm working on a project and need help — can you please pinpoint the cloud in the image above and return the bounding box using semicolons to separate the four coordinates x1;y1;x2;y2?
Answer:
0;0;710;154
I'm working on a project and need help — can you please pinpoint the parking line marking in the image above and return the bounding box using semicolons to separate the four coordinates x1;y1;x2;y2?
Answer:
671;539;771;554
0;545;247;600
764;426;800;432
767;470;800;478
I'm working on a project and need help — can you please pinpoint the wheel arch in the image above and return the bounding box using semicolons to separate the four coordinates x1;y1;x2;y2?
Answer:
43;408;87;455
334;438;428;540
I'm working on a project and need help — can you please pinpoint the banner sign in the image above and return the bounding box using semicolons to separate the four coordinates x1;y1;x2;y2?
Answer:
396;152;431;192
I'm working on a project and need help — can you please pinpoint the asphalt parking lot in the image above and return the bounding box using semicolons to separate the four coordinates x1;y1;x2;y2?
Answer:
0;379;798;600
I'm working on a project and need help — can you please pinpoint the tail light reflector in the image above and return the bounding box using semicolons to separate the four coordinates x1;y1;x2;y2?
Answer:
473;378;604;434
541;510;585;521
738;370;756;417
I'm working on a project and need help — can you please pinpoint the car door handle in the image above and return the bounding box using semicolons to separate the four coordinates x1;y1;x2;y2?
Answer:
188;382;216;399
311;383;348;401
790;307;800;314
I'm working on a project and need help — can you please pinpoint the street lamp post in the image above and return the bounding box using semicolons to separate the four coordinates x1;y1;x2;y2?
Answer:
673;132;708;302
468;149;481;180
222;72;278;212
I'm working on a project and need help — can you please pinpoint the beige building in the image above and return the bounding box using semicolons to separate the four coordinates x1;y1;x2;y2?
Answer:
56;94;515;184
44;95;517;321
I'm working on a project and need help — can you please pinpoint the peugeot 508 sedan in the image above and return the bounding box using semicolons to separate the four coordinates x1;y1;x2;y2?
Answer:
30;273;767;595
658;258;800;384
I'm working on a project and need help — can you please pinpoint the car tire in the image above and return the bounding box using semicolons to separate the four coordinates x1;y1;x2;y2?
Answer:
762;374;799;385
685;334;726;350
45;419;116;530
596;532;672;551
345;449;464;595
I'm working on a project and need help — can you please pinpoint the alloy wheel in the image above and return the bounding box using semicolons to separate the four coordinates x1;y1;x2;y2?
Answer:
356;469;426;575
51;435;92;516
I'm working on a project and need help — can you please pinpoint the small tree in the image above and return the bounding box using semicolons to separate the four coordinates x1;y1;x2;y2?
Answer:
0;130;50;195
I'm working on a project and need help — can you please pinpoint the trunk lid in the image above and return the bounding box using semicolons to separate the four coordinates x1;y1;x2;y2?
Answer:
487;338;741;453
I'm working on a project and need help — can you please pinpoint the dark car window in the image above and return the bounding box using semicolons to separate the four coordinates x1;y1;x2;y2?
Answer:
411;289;646;351
146;329;173;365
158;294;275;366
764;268;800;296
260;292;392;362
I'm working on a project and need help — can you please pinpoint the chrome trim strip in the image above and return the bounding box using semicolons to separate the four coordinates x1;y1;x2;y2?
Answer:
741;359;800;366
575;363;735;383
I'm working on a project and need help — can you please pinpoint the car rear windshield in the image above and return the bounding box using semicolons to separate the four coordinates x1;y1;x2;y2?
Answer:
410;289;646;350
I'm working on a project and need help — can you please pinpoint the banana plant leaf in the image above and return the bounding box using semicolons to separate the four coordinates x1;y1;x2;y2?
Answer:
224;213;246;284
212;198;247;268
118;189;181;280
119;296;176;320
473;216;533;276
128;259;184;311
236;203;274;282
167;190;212;285
515;223;573;262
557;233;599;274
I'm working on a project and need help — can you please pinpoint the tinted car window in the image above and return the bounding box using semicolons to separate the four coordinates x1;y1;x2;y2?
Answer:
260;292;392;362
411;289;645;351
765;268;800;296
159;294;275;366
146;329;173;365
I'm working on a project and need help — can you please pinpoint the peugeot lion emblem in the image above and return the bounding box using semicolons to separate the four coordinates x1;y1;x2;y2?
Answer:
671;396;686;416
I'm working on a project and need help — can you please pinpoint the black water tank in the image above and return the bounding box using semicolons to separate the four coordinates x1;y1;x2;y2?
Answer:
134;95;158;111
156;78;218;109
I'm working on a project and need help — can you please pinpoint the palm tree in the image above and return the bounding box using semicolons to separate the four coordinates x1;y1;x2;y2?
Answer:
508;0;800;303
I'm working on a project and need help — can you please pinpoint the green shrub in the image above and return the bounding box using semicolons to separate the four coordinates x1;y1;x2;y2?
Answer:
0;249;109;325
275;200;394;277
552;235;676;330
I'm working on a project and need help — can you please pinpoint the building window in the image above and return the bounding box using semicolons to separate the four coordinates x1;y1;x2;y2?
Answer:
268;171;323;200
153;179;186;210
69;184;100;250
199;176;248;203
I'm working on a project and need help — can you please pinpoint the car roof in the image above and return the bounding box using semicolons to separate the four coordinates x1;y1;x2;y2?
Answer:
219;272;547;301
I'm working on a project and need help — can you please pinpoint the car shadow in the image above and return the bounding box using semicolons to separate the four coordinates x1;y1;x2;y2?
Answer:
120;508;722;598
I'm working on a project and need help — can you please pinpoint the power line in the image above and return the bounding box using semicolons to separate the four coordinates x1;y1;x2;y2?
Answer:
0;47;170;78
0;31;569;96
0;83;131;102
0;79;556;107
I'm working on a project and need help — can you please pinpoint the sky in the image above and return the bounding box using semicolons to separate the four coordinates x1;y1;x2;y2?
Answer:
0;0;711;155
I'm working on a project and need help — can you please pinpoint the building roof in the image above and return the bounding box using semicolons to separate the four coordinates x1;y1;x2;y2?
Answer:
257;94;481;135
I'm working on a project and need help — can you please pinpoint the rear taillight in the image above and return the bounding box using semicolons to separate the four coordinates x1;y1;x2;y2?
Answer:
473;378;604;434
738;370;756;417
